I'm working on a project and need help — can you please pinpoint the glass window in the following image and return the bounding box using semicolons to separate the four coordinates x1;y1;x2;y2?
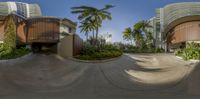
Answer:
16;3;27;17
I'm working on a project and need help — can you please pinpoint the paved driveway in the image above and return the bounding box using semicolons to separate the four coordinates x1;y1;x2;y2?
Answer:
0;53;199;99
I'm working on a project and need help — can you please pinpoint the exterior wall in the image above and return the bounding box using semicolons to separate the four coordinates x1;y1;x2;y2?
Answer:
59;21;76;39
27;18;60;43
16;21;26;44
155;9;163;48
29;4;42;17
163;2;200;29
0;2;9;16
147;17;161;48
73;34;83;56
57;35;73;58
60;18;77;36
57;18;79;57
168;21;200;47
0;23;4;42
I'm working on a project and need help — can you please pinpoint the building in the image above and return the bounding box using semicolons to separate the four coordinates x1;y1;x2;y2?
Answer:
0;1;42;43
149;2;200;51
146;17;162;48
0;1;83;57
0;2;41;18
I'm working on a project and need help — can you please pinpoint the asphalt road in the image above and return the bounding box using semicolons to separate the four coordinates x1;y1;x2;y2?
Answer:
0;53;200;99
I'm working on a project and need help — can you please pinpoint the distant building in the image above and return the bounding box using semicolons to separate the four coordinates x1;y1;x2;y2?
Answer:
146;17;161;48
148;2;200;51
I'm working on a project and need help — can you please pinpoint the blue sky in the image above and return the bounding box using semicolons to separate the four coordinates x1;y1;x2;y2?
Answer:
2;0;198;42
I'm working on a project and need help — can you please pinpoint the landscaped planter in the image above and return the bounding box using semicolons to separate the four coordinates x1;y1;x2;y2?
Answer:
175;56;200;63
71;55;122;63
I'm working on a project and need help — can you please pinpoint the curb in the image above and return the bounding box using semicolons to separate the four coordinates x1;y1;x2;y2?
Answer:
175;56;200;63
0;53;33;63
68;55;122;63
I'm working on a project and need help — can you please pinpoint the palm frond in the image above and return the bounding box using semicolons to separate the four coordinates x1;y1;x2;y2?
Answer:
71;10;85;14
100;5;114;11
71;6;97;10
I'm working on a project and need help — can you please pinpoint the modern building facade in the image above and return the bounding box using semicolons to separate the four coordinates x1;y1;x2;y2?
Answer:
0;1;83;57
149;2;200;51
0;2;41;18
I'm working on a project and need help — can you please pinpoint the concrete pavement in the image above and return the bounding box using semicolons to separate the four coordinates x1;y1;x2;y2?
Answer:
0;53;199;99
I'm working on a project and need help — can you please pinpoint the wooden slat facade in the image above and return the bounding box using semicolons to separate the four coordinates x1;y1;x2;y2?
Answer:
0;21;4;42
16;18;27;45
73;34;83;56
167;21;200;48
26;17;60;44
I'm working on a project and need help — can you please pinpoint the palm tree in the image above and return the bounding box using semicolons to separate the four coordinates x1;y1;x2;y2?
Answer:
133;20;154;48
132;29;144;47
122;20;153;48
134;20;152;42
79;21;93;41
89;19;101;40
139;20;153;48
71;5;114;45
79;19;101;45
133;23;144;47
122;27;133;44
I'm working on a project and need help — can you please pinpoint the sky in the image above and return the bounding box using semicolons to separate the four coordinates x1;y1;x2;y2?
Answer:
1;0;199;43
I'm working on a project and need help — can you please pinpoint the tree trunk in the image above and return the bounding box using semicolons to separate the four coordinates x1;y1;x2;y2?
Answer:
95;28;99;46
92;30;95;39
131;40;134;45
86;33;88;41
90;30;95;45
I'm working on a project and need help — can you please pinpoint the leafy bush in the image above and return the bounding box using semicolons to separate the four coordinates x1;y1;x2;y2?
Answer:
154;48;165;53
175;50;182;56
80;43;97;55
76;44;122;60
4;15;16;50
175;42;200;60
0;44;31;60
123;45;164;53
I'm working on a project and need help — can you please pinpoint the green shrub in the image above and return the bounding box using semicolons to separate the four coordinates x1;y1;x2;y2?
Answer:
0;45;31;60
154;48;164;53
175;42;200;60
4;15;16;50
80;44;97;56
123;45;164;53
175;50;182;56
76;44;122;60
